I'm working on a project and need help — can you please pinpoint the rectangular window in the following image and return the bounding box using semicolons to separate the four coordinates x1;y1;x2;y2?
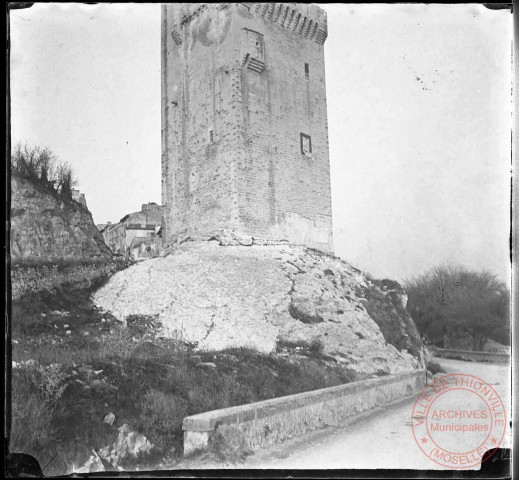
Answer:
242;28;265;61
241;28;266;73
300;133;312;156
305;63;310;78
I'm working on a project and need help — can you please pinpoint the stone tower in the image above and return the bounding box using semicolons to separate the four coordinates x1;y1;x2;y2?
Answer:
162;3;333;253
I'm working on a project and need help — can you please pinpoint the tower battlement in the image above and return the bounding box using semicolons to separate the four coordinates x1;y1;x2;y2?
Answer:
162;3;334;252
169;3;328;45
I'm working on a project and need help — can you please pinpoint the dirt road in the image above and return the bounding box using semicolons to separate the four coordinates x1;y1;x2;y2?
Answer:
242;357;511;470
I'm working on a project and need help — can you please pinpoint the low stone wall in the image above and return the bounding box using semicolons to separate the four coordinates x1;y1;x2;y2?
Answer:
183;369;426;455
10;260;129;300
432;348;510;363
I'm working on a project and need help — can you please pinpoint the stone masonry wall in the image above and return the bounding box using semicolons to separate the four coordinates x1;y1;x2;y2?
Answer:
162;3;239;242
183;369;426;455
235;3;333;252
431;348;510;364
162;3;333;253
11;261;128;300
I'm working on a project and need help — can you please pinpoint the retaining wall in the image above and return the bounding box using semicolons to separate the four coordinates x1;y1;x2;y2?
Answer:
183;369;426;455
10;261;129;300
432;348;510;363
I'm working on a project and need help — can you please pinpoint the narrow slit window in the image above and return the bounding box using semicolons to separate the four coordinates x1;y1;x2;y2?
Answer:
305;63;310;78
300;133;312;156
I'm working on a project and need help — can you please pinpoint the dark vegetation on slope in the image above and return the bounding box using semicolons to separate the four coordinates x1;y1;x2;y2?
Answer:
357;279;423;361
9;278;361;475
11;143;77;201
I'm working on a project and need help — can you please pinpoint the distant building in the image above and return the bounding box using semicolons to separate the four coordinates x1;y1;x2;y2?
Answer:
99;203;163;259
96;222;110;232
72;189;88;208
129;226;163;260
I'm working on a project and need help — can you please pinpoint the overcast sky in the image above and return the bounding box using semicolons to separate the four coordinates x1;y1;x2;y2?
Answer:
9;3;511;283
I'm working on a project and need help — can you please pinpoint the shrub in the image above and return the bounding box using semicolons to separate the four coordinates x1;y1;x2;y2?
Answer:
9;365;66;467
11;142;78;200
30;363;68;402
139;389;189;449
185;374;237;412
309;339;324;357
10;392;55;454
208;425;251;463
426;360;445;375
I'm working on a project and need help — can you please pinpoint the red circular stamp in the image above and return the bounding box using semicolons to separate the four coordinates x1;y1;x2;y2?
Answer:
411;373;506;469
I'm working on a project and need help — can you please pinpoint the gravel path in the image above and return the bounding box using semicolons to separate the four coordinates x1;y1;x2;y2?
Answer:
238;357;511;470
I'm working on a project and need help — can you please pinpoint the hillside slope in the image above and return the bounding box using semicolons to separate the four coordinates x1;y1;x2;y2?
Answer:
94;240;428;376
10;175;111;263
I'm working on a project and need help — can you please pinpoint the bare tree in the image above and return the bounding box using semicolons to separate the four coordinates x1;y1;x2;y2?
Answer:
55;161;77;197
11;142;76;199
37;147;56;189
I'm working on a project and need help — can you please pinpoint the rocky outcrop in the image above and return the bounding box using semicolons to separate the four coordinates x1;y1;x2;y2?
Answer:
10;175;111;263
76;424;154;473
94;241;428;376
357;279;429;366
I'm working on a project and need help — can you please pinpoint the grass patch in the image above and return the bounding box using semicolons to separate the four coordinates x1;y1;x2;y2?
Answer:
426;360;446;375
9;280;360;474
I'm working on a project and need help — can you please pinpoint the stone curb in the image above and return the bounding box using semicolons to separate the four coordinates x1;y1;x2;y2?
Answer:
182;369;426;455
432;348;510;363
